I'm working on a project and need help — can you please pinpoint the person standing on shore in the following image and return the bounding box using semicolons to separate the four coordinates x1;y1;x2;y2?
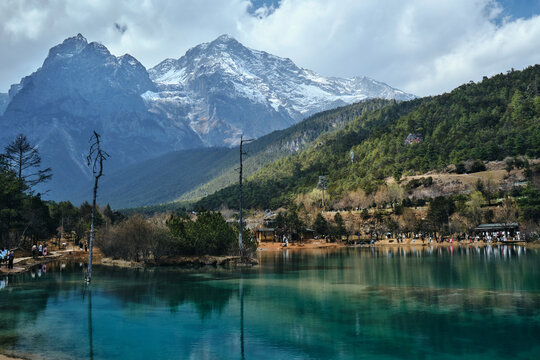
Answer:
38;243;43;256
8;251;14;269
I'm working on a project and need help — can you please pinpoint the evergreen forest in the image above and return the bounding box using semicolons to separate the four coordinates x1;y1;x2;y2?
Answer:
197;65;540;210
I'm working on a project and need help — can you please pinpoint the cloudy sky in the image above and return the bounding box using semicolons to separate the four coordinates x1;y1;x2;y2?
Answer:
1;0;539;96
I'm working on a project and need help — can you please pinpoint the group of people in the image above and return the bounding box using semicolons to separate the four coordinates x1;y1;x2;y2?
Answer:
390;231;521;244
31;243;48;257
0;248;15;269
480;231;520;243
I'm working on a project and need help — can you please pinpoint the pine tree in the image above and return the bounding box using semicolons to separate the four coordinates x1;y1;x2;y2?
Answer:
3;134;52;191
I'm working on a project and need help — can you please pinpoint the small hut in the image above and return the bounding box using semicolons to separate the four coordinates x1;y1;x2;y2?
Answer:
255;228;276;242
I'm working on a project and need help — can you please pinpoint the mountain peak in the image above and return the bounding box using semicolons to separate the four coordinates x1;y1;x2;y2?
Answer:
148;35;415;147
208;34;242;50
60;33;88;49
43;33;88;67
74;33;87;42
214;34;236;43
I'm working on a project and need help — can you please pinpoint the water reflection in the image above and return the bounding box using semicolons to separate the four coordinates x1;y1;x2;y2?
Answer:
0;276;8;290
82;287;94;360
272;244;529;260
0;248;538;359
239;276;245;360
253;246;540;359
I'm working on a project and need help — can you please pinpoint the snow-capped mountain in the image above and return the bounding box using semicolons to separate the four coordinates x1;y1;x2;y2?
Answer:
145;34;414;146
0;34;203;199
0;34;414;201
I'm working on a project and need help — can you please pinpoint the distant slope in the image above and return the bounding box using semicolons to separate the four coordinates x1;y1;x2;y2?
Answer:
69;148;234;209
0;93;8;115
196;65;540;210
178;98;392;202
70;99;391;209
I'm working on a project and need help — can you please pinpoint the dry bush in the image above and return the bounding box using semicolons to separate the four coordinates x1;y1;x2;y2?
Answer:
399;208;418;232
333;189;372;210
374;185;390;208
494;197;519;224
219;205;237;221
449;213;467;234
387;183;405;205
97;215;174;263
295;189;326;217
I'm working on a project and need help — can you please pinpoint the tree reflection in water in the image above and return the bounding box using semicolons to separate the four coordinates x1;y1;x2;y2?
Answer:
82;286;94;360
0;247;538;359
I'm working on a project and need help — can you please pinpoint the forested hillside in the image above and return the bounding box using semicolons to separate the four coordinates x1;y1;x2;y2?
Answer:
70;99;390;208
179;98;391;202
197;65;540;210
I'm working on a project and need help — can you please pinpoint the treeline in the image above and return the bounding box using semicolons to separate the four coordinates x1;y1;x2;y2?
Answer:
1;132;255;261
271;206;348;241
197;65;540;210
0;162;124;248
0;133;127;249
266;180;539;242
97;210;255;263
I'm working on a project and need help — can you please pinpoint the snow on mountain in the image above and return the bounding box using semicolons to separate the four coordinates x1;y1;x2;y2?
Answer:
0;34;203;200
0;33;415;201
147;34;415;146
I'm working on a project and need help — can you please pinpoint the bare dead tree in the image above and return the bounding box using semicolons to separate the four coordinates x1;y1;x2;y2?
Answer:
86;131;109;283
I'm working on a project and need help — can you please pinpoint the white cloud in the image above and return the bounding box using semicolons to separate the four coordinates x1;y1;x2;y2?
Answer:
239;0;540;95
0;0;539;96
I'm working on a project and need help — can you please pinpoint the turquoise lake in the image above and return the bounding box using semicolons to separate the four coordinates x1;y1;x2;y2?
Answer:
0;245;539;359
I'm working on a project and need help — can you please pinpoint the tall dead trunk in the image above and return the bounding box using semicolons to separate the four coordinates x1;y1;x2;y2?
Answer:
86;131;109;283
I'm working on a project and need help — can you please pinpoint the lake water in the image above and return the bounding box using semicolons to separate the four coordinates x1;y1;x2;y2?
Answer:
0;245;539;359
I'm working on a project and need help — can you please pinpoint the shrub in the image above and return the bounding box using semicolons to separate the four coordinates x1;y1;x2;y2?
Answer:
469;160;486;173
167;211;237;256
422;177;433;187
97;215;175;263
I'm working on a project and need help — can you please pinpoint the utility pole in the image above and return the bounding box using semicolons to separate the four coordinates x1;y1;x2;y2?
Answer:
239;136;253;258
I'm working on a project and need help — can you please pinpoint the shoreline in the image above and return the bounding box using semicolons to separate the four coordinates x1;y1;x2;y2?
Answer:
0;354;26;360
1;239;536;275
256;238;539;251
0;249;258;275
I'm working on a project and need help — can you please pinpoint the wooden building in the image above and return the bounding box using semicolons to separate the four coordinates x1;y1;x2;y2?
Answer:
255;228;276;242
473;223;519;235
